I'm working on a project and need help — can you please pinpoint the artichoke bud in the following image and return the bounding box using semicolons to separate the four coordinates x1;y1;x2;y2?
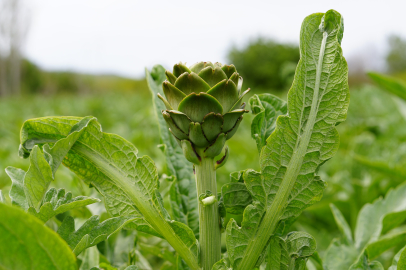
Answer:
159;62;250;164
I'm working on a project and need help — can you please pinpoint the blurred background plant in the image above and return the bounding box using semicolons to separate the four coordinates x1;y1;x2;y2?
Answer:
1;0;406;269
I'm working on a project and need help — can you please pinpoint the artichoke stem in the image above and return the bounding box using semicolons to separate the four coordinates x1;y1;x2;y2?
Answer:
195;157;221;269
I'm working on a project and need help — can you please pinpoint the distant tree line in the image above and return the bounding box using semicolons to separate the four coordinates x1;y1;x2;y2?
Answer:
227;38;300;92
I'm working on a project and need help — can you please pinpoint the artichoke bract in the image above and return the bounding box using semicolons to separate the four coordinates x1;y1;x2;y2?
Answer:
158;62;250;164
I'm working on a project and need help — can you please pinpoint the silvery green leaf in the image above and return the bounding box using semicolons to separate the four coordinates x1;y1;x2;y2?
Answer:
19;116;199;269
348;251;384;270
28;188;100;223
330;204;353;245
0;190;4;203
227;10;349;269
389;246;406;270
323;239;358;270
366;226;406;259
79;246;100;270
5;167;27;209
124;266;139;270
249;94;287;153
147;65;199;237
0;203;77;270
355;182;406;250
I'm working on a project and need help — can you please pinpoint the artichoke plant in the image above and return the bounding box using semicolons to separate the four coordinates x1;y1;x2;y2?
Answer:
158;62;250;164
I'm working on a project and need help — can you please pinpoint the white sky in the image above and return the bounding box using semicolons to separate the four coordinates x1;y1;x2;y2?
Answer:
24;0;406;78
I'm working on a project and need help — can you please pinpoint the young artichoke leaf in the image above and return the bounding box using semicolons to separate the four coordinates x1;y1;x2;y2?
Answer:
6;166;28;209
249;94;287;153
18;145;53;211
28;187;100;223
266;231;317;270
57;215;137;256
348;251;384;270
19;116;200;269
146;65;199;237
221;170;252;215
0;203;77;270
226;10;349;270
0;190;5;203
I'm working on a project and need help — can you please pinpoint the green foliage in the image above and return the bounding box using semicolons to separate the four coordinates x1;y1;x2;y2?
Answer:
368;72;406;101
0;203;77;270
228;37;299;92
7;8;400;270
324;182;406;269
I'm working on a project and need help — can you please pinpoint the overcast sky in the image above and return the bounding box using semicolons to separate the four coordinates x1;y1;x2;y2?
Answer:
24;0;406;78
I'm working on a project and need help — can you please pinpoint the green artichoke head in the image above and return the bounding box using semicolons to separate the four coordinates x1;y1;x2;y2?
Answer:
158;61;250;164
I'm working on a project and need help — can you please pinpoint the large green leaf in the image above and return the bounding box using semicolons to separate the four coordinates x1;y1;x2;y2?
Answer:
226;10;349;270
0;203;77;270
368;72;406;101
249;93;287;153
28;188;100;223
18;116;200;269
146;66;199;237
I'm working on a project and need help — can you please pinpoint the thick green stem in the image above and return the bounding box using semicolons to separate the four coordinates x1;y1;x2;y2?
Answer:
195;157;221;270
